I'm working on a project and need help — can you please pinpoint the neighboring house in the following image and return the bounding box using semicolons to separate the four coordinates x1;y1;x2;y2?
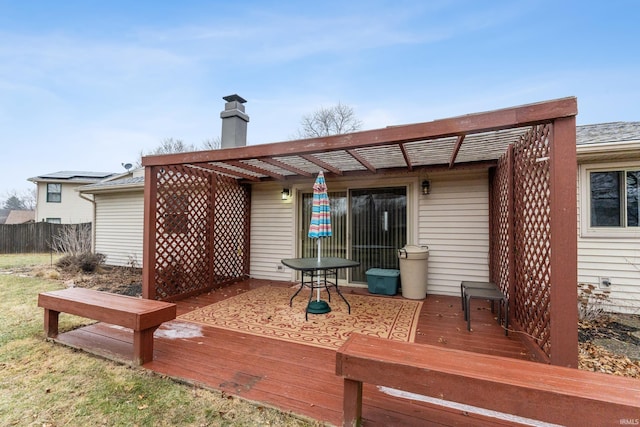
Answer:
0;209;9;224
4;210;35;224
28;171;115;224
78;168;145;267
576;122;640;314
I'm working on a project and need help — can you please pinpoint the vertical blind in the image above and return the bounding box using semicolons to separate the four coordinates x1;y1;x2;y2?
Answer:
350;188;407;282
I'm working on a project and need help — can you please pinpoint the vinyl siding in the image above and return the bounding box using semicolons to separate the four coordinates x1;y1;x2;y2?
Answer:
250;172;491;296
577;163;640;313
417;171;490;296
94;191;144;267
250;183;295;281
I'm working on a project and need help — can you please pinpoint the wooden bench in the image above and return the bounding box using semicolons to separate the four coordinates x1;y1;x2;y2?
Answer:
336;334;640;427
38;287;177;365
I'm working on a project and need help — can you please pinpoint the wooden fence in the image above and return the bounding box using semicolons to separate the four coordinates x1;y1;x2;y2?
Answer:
0;222;91;254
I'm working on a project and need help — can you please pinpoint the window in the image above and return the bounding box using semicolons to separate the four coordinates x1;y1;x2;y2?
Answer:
46;183;61;203
589;169;640;228
46;218;61;224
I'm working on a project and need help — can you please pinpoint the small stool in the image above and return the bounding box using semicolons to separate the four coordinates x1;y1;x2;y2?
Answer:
460;281;499;311
464;287;508;336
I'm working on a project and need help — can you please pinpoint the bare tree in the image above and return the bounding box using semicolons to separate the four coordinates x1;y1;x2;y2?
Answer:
296;102;362;138
137;138;196;166
137;137;221;166
201;137;221;150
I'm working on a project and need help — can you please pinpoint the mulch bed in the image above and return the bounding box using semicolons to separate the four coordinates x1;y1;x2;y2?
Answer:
579;315;640;378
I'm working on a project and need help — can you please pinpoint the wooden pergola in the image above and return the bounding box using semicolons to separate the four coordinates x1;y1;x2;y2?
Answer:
141;97;578;366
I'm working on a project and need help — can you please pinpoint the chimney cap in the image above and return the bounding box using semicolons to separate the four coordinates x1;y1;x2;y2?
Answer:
223;94;247;103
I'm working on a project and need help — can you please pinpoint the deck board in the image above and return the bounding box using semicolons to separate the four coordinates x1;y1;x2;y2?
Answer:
50;279;536;426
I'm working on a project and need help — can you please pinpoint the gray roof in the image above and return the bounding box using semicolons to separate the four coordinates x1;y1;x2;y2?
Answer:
79;176;145;193
28;171;115;183
577;122;640;145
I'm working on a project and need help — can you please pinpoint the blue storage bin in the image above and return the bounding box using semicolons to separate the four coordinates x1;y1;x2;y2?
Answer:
365;268;400;295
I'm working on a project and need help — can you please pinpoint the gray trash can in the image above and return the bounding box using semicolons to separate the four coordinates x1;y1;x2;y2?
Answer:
398;245;429;299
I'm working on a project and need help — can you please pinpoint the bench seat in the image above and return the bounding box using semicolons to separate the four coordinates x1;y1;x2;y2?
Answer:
336;334;640;426
38;287;176;365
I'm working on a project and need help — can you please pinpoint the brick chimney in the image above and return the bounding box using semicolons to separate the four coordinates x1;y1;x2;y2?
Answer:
220;94;249;148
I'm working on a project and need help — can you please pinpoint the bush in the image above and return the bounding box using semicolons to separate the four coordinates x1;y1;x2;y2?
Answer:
56;252;105;273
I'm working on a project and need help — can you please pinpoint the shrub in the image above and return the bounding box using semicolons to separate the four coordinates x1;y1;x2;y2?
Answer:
578;283;611;321
56;252;105;273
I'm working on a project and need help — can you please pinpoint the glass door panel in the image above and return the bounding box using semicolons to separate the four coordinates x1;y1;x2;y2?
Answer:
301;191;348;278
350;187;407;282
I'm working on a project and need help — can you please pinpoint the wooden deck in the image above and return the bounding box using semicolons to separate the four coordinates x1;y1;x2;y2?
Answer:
52;279;537;426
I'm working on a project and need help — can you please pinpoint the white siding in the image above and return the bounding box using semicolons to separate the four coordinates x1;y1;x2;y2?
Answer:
577;163;640;313
417;171;490;296
35;182;94;223
94;191;144;267
250;183;296;281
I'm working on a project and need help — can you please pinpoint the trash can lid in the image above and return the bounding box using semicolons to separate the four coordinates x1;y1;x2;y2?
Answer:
400;245;428;253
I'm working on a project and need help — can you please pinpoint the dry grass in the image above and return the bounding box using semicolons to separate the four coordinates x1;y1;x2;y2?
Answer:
0;254;322;427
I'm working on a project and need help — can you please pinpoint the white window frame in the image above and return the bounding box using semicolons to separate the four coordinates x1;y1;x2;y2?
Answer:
580;161;640;238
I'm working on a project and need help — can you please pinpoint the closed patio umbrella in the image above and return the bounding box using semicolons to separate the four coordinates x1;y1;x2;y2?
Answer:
308;171;332;314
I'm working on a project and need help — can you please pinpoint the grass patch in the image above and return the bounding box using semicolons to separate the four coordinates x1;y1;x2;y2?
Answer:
0;255;320;426
0;253;61;269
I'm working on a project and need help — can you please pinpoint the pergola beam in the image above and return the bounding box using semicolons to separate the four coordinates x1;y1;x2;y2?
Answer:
449;135;466;168
142;97;577;167
197;164;261;181
258;158;313;177
220;160;286;181
300;154;343;175
347;149;377;172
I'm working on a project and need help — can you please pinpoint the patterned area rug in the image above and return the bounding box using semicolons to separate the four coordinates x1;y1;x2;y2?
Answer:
179;286;423;350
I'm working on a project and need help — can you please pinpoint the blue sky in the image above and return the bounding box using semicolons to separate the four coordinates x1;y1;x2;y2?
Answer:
1;0;639;202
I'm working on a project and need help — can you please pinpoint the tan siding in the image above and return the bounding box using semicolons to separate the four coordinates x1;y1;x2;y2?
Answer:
418;171;490;296
250;184;296;281
250;173;491;294
94;192;144;267
35;182;94;223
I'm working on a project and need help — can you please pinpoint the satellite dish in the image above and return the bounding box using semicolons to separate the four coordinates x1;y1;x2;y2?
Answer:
122;163;133;171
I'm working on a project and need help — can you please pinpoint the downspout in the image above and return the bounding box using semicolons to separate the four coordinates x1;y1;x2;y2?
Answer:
79;192;97;253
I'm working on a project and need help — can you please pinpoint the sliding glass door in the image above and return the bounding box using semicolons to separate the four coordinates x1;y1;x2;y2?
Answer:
350;187;407;282
300;186;407;283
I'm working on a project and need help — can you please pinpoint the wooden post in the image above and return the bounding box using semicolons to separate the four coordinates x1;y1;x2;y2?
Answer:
143;165;159;300
506;145;516;319
549;116;578;367
133;327;159;366
44;308;59;338
342;378;363;427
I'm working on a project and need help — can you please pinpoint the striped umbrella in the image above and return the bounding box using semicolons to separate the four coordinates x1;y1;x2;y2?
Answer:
308;171;332;307
308;171;332;250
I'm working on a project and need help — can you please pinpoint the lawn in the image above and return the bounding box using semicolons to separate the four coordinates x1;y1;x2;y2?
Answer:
0;254;320;426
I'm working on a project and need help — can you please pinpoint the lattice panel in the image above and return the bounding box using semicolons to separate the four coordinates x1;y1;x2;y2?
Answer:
152;165;250;300
154;165;213;300
513;124;552;357
489;149;512;301
212;173;251;282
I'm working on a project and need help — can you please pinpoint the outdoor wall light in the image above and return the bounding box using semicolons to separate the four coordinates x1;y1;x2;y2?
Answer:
421;180;431;195
281;188;291;200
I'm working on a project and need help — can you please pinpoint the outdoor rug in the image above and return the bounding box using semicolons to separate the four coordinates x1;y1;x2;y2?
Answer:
178;286;423;350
